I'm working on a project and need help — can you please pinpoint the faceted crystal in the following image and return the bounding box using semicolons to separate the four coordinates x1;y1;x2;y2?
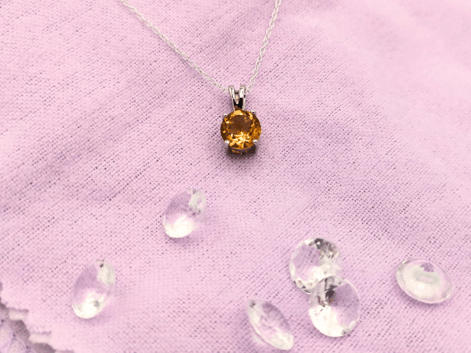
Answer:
72;260;115;319
7;338;26;353
309;276;360;337
163;189;206;238
221;109;261;153
0;321;13;350
247;300;294;351
289;238;342;294
396;259;453;304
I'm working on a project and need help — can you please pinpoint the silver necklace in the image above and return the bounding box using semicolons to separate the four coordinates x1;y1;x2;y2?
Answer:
120;0;282;153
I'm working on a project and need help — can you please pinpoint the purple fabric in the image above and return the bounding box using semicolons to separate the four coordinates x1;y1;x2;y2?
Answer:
1;0;471;352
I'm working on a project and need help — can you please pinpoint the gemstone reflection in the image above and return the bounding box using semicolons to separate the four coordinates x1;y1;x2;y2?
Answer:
396;259;453;304
72;260;115;319
163;189;206;238
309;276;360;337
247;299;294;350
289;238;342;294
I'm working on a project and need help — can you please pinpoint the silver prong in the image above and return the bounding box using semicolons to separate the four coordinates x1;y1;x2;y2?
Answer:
223;114;228;117
253;139;258;145
229;84;246;110
251;110;256;115
225;140;230;145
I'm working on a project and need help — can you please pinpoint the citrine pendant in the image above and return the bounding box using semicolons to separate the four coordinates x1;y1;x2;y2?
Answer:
220;85;261;154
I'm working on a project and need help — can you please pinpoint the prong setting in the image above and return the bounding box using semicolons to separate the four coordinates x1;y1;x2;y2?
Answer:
221;84;260;154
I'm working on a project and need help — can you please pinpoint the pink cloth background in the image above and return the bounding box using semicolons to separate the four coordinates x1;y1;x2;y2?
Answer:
1;0;471;352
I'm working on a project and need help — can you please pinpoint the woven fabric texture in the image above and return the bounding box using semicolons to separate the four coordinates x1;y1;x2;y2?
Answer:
1;0;471;352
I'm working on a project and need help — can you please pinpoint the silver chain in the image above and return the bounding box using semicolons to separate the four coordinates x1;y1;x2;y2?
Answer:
119;0;281;95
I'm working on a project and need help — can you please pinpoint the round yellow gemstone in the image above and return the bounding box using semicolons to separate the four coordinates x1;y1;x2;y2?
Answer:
220;109;261;153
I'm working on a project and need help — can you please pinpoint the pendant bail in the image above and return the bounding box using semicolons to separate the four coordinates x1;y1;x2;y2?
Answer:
229;84;246;111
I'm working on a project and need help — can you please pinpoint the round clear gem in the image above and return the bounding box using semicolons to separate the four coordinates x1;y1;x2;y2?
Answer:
246;299;294;350
309;276;360;337
72;260;115;319
396;259;453;304
289;238;342;294
163;189;206;238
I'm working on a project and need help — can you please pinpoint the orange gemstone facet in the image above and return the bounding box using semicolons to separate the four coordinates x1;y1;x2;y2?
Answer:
220;109;261;153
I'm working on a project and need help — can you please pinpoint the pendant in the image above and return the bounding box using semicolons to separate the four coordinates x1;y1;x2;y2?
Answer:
220;85;261;154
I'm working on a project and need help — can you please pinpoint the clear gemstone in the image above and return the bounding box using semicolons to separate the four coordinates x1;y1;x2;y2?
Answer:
7;338;27;353
72;260;115;319
289;238;342;294
0;321;13;350
163;189;206;238
309;276;360;337
396;259;453;304
247;300;294;350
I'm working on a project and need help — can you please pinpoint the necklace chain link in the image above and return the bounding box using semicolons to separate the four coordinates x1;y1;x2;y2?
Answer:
119;0;281;95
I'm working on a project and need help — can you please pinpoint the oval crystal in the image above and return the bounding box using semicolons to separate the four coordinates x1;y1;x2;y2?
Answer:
247;299;294;350
72;260;115;319
163;189;206;238
289;238;342;294
396;259;453;304
309;276;360;337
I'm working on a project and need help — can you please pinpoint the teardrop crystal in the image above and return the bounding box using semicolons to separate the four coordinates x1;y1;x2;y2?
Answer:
289;238;342;294
309;276;360;337
396;259;453;304
72;260;115;319
247;300;294;350
163;189;206;238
